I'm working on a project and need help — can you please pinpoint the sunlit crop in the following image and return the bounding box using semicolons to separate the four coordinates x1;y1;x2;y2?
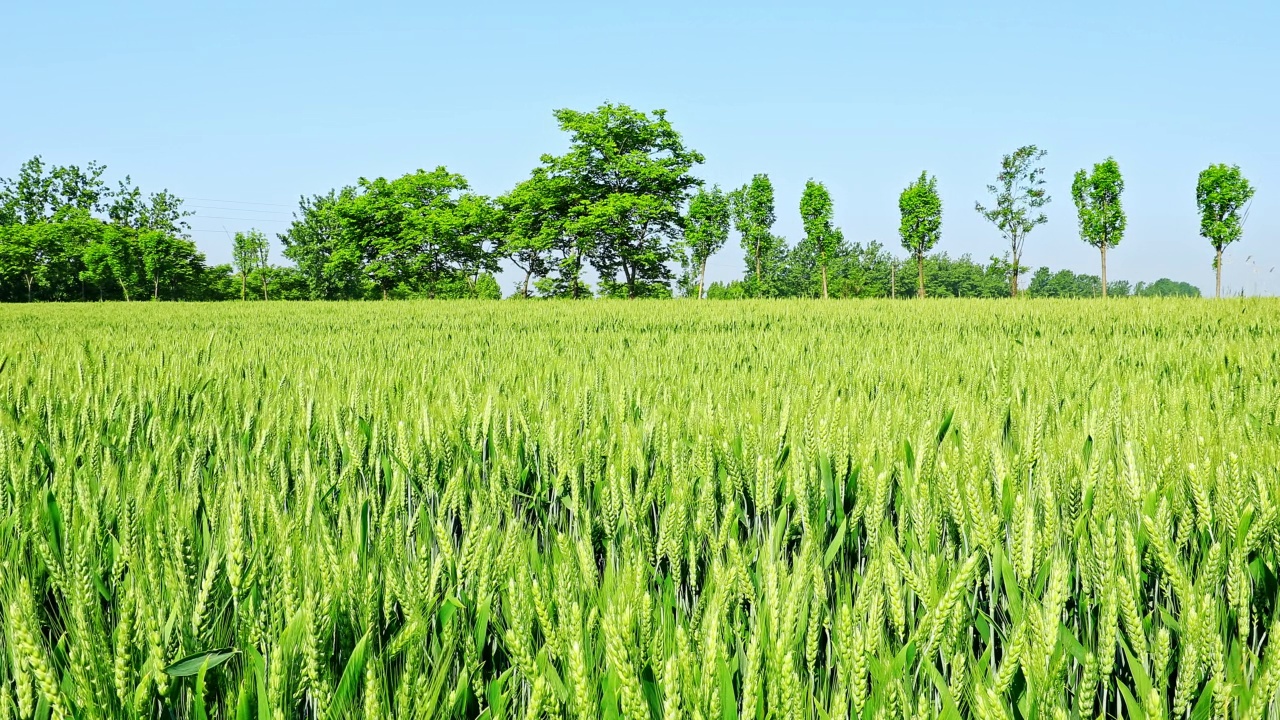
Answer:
2;298;1279;719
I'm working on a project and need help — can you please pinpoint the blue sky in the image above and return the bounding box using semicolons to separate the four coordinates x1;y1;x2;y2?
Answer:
3;0;1277;295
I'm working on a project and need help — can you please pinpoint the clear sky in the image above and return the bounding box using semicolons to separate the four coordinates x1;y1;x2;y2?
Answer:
3;0;1277;295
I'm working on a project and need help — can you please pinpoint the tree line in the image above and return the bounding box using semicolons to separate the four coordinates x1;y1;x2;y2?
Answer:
1;102;1254;303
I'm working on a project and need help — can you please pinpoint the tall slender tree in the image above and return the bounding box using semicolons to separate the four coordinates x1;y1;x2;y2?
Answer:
257;233;272;300
684;186;731;298
898;172;942;298
1071;158;1126;297
1196;164;1255;298
799;180;841;299
232;230;268;301
976;146;1050;297
731;175;781;297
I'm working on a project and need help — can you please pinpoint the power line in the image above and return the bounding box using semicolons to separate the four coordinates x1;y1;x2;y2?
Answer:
190;228;280;233
185;197;293;207
187;204;292;215
190;215;290;223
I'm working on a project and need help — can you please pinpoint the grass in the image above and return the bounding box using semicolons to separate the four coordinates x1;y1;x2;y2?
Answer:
1;298;1279;719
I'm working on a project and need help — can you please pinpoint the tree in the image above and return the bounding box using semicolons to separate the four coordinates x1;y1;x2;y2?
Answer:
0;157;56;225
139;230;199;299
899;172;943;298
1196;164;1255;298
976;146;1051;297
1071;158;1126;297
257;234;272;300
799;180;842;299
233;230;268;301
683;186;732;298
80;229;115;300
499;169;588;298
731;175;783;297
1136;278;1201;297
539;103;704;298
341;168;498;299
103;225;143;301
279;188;364;300
141;190;192;236
0;225;38;300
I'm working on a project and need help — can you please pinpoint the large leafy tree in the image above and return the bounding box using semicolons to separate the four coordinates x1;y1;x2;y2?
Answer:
683;185;731;299
0;224;39;300
498;169;588;298
343;167;499;299
731;174;784;297
1196;164;1255;298
103;225;144;301
541;103;704;298
799;180;842;299
279;188;364;300
898;172;942;298
976;146;1050;297
139;230;202;300
1071;158;1126;297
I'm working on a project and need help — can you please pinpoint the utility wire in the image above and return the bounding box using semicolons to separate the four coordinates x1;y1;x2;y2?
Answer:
190;215;290;223
187;205;292;215
185;197;292;207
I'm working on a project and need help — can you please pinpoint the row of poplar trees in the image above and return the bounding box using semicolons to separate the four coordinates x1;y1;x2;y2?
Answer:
2;102;1257;301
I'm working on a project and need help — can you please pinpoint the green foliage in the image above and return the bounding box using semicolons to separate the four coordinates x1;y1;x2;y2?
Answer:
2;299;1279;719
279;188;366;300
344;167;500;299
975;146;1051;296
542;103;705;298
1072;158;1126;296
731;174;785;297
498;168;591;299
799;180;843;299
1071;158;1126;252
0;157;207;302
899;172;943;297
681;185;732;298
1135;277;1202;297
232;230;268;301
1196;164;1255;298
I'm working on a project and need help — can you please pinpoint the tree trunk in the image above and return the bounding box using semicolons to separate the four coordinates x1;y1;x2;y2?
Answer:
890;263;895;299
1216;248;1223;298
154;280;159;300
240;273;246;301
25;276;33;302
522;269;531;298
821;264;828;299
382;284;388;300
699;259;708;300
119;281;130;302
917;255;925;298
262;274;268;301
755;240;762;297
1100;245;1108;298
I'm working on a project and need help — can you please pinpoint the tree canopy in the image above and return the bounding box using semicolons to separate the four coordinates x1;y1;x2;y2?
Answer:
2;104;1226;303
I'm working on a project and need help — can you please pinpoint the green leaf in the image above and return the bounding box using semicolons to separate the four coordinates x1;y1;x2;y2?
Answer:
194;656;212;720
164;648;237;677
935;408;954;447
327;631;371;720
824;519;847;568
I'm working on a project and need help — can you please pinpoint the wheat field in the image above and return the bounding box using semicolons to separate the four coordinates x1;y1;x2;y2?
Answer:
2;299;1279;719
